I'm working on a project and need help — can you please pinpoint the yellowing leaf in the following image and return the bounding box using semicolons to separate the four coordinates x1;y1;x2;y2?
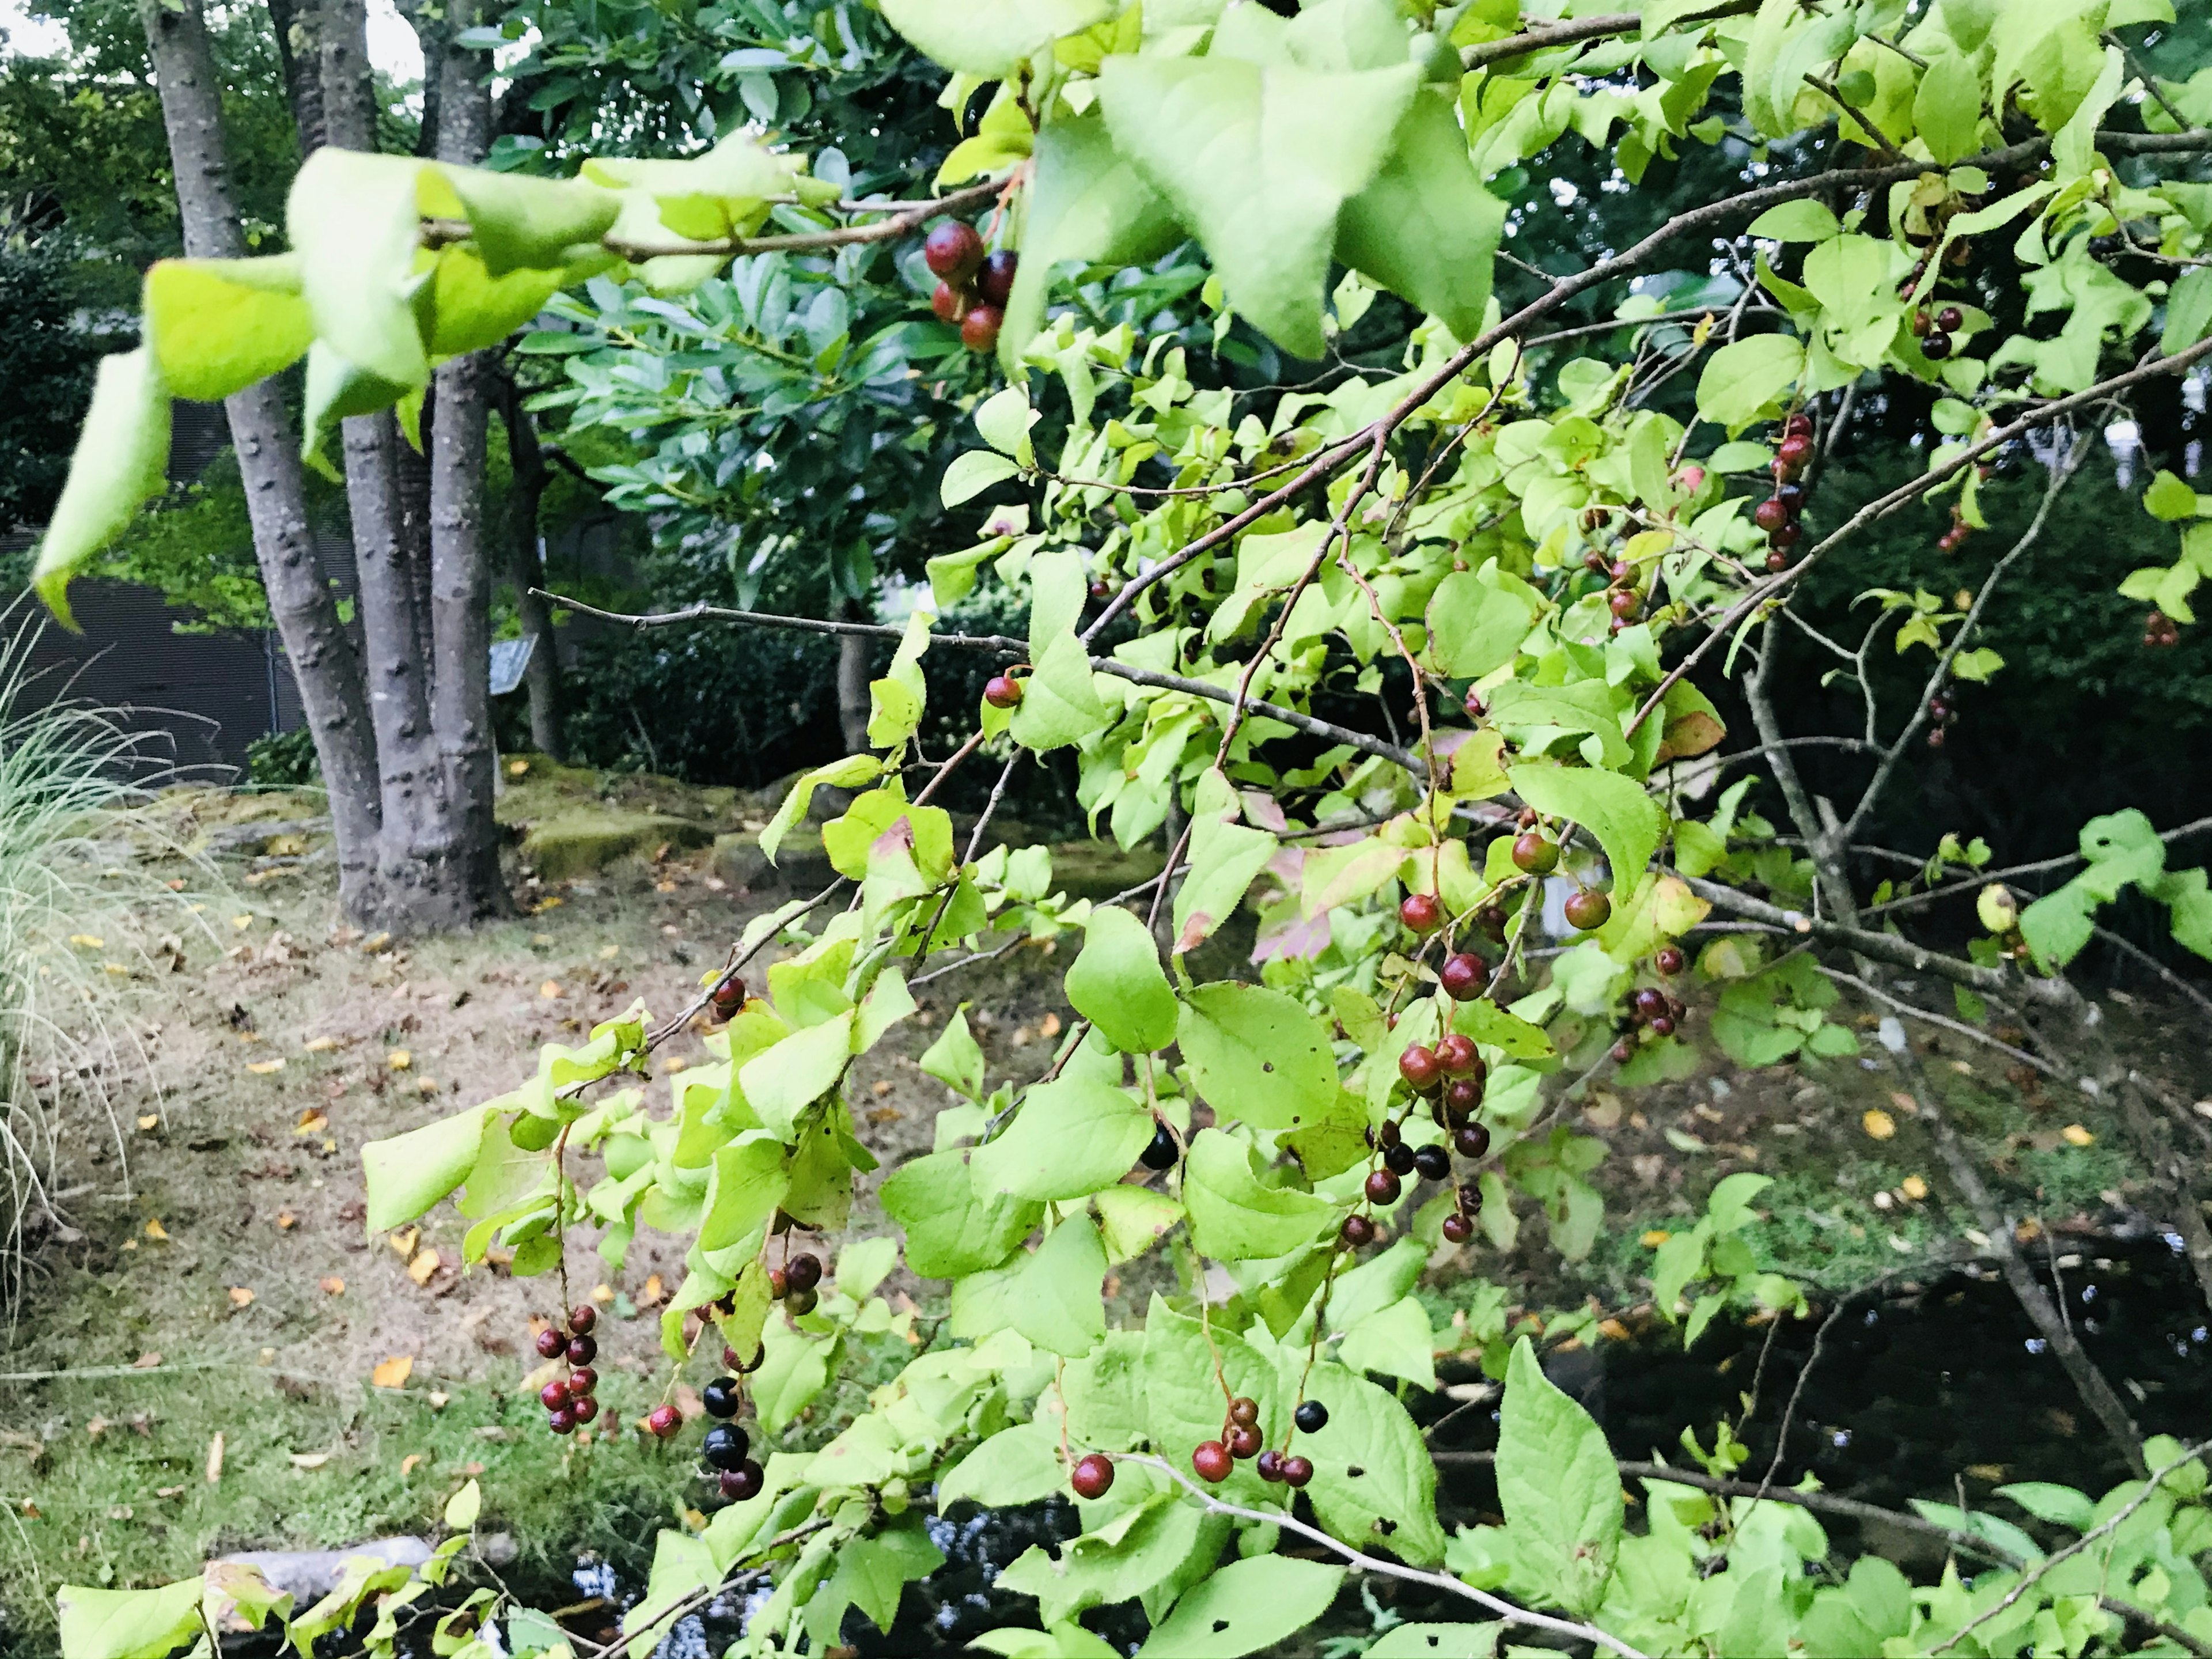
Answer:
389;1226;420;1256
304;1036;340;1054
2061;1123;2094;1146
387;1049;413;1071
1861;1109;1897;1141
294;1111;329;1135
228;1287;255;1308
1901;1175;1929;1200
371;1355;415;1389
1639;1229;1671;1247
641;1272;665;1305
232;914;255;930
407;1248;441;1285
137;1115;159;1131
68;934;104;949
144;1218;168;1241
509;758;531;776
247;1059;286;1075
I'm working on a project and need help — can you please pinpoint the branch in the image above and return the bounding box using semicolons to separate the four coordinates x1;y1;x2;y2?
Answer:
1857;813;2212;920
1819;965;2061;1080
1111;1453;1650;1659
1460;1;1758;69
537;590;1424;774
2092;923;2212;1024
1683;877;2015;994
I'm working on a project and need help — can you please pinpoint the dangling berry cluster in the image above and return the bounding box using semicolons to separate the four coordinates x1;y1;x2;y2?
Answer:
1925;691;1959;751
2144;608;2182;649
1755;412;1815;573
770;1248;822;1317
925;221;1017;353
700;1363;766;1502
1610;980;1689;1062
533;1305;600;1435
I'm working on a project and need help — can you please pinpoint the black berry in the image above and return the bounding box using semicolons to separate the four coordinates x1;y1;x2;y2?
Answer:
703;1423;750;1471
1294;1400;1328;1434
703;1377;740;1418
1140;1123;1179;1171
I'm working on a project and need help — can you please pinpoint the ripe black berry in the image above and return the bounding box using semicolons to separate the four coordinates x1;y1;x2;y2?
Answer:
1443;1077;1484;1121
1071;1453;1114;1499
785;1253;822;1293
1384;1141;1416;1177
1365;1168;1402;1206
720;1461;765;1502
1413;1144;1450;1181
1256;1448;1286;1482
1140;1123;1179;1170
1281;1456;1314;1488
703;1423;751;1471
1936;305;1963;332
1340;1214;1376;1248
703;1377;740;1418
1441;1212;1474;1244
1924;331;1953;359
1294;1400;1328;1434
976;249;1018;308
1453;1122;1491;1160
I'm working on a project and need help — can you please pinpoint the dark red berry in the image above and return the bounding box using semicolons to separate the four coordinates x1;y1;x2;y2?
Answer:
1927;726;1947;749
1340;1213;1376;1248
720;1461;764;1502
1608;588;1642;622
1936;305;1963;332
540;1380;570;1411
976;250;1018;307
1476;903;1509;937
1753;497;1790;532
1435;1033;1479;1077
1655;945;1686;976
1649;1014;1676;1036
1413;1145;1450;1181
535;1328;566;1359
1611;1039;1634;1063
1777;482;1807;512
961;304;1005;352
1439;952;1487;1000
1910;308;1932;336
1768;522;1802;551
1071;1453;1115;1499
1140;1123;1179;1171
1443;1074;1485;1119
1511;832;1558;874
548;1408;576;1434
1463;686;1487;721
1583;548;1609;573
1786;413;1813;437
767;1267;789;1301
1256;1448;1286;1482
1765;551;1789;573
930;280;968;323
1377;1119;1401;1149
923;220;984;281
1228;1396;1260;1427
1441;1212;1474;1244
1398;1044;1441;1092
710;980;744;1018
983;674;1022;709
785;1253;821;1293
1294;1400;1328;1434
1281;1456;1314;1488
569;1366;597;1396
1923;331;1953;360
1563;889;1611;931
1454;1122;1492;1160
1192;1441;1233;1482
1226;1424;1263;1460
571;1396;599;1424
1777;434;1813;468
1365;1168;1402;1206
1384;1141;1416;1176
1457;1182;1483;1215
647;1404;682;1439
566;1334;596;1366
703;1377;739;1418
1399;892;1442;934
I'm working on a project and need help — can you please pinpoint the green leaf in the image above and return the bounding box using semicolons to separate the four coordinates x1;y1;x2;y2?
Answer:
1497;1336;1620;1615
1338;1295;1435;1391
1000;112;1183;369
1914;50;1984;165
143;256;314;402
1694;334;1804;434
442;1479;482;1531
2162;266;2212;356
1367;1626;1500;1658
1183;1128;1335;1260
55;1579;206;1659
1426;570;1539;679
1294;1359;1448;1565
2144;469;2199;521
972;1076;1156;1201
1453;999;1555;1062
880;0;1115;74
998;1501;1229;1628
1335;88;1503;342
1099;54;1418;358
300;339;414;480
759;754;882;864
804;1522;947;1645
1065;906;1179;1052
1009;631;1110;751
288;147;431;388
1132;1555;1345;1658
737;1010;854;1140
1508;764;1664;890
920;1006;987;1100
949;1213;1109;1355
1746;199;1840;241
880;1149;1041;1278
1173;772;1279;953
940;1422;1068;1509
1094;1185;1183;1264
1997;1481;2095;1531
1177;982;1339;1131
698;1135;790;1252
942;449;1023;507
437;165;620;275
33;349;172;628
362;1105;491;1233
421;245;565;357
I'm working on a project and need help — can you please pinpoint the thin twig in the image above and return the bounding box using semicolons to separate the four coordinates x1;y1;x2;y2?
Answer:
1820;966;2061;1080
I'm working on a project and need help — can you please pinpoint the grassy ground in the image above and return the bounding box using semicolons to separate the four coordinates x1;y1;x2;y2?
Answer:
0;760;2203;1649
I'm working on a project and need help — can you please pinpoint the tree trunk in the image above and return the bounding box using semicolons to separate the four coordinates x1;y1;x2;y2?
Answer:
138;0;385;915
263;0;325;154
835;598;873;753
495;371;565;759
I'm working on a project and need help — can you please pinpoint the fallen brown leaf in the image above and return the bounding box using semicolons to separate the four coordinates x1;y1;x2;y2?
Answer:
320;1276;344;1296
275;1210;298;1231
227;1287;255;1308
371;1355;414;1389
407;1248;441;1286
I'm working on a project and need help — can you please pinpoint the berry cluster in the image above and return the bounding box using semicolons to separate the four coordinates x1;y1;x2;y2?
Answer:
1910;302;1966;362
925;222;1016;354
1609;975;1688;1062
701;1363;766;1501
1187;1395;1328;1488
1925;692;1959;751
533;1305;600;1435
1754;414;1815;573
2145;609;2182;650
768;1249;823;1316
1578;540;1647;635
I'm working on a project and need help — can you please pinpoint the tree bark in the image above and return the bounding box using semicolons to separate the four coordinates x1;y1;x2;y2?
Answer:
495;371;565;759
138;0;385;915
835;597;873;753
263;0;324;155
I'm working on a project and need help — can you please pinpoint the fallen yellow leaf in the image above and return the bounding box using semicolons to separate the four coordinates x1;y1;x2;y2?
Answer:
1039;1011;1063;1039
1639;1229;1672;1247
532;895;563;912
387;1049;412;1071
247;1059;285;1075
320;1276;344;1296
206;1431;224;1484
287;1452;331;1469
658;1054;687;1073
1861;1109;1897;1141
232;914;254;930
598;945;620;960
400;1453;425;1476
1598;1317;1632;1342
539;980;563;999
103;963;131;977
2062;1123;2094;1146
303;1036;339;1053
276;1210;298;1231
137;1115;159;1131
407;1248;441;1285
591;1282;615;1304
641;1272;665;1305
509;759;530;776
389;1227;419;1257
371;1355;414;1389
228;1287;255;1308
1901;1175;1929;1201
144;1218;168;1241
361;931;391;953
294;1111;328;1136
68;934;104;949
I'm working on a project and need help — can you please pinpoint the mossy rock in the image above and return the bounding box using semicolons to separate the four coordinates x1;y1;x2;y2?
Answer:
1047;840;1167;901
521;811;713;880
711;826;835;892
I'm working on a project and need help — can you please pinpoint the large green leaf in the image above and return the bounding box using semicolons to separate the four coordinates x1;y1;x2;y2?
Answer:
1182;1128;1335;1260
33;349;172;627
437;164;620;275
144;256;314;402
971;1075;1156;1201
880;0;1115;74
421;245;565;357
1496;1336;1620;1615
288;147;431;388
948;1213;1109;1355
1065;905;1179;1052
736;1010;854;1140
1693;334;1804;434
1177;982;1338;1131
1099;54;1418;358
803;1523;946;1645
55;1579;206;1659
1336;88;1503;342
1426;569;1539;679
1002;112;1183;370
1914;48;1984;164
1132;1555;1346;1658
880;1149;1041;1278
1009;631;1111;751
1293;1358;1448;1564
998;1501;1228;1627
940;1421;1067;1509
1508;763;1665;890
361;1105;491;1234
300;340;415;480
